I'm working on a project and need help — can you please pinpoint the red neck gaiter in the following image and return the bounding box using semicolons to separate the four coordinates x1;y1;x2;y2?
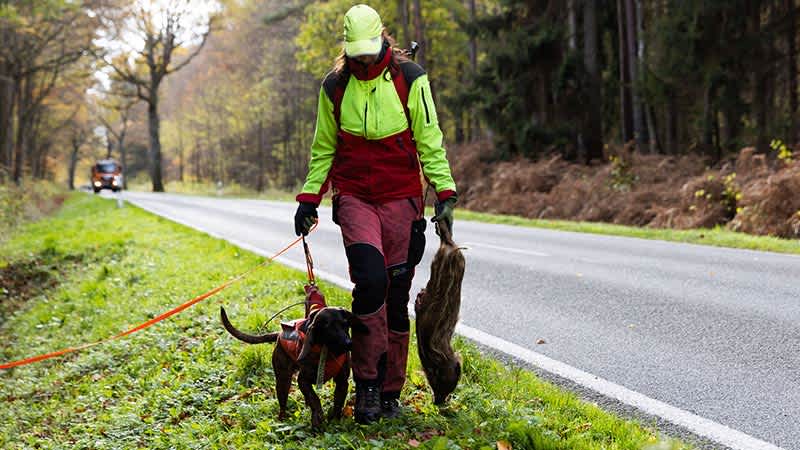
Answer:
347;48;392;81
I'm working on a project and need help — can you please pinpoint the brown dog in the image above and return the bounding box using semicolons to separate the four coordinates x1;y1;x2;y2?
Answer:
220;306;367;428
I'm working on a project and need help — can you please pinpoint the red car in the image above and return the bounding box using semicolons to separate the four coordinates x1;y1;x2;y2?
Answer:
91;159;123;193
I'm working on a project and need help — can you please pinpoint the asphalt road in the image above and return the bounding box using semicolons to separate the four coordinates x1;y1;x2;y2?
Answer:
121;191;800;449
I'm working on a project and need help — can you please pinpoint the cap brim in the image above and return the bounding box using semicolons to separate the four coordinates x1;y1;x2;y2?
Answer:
345;36;382;57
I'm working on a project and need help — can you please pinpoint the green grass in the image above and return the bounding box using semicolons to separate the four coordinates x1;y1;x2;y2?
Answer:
0;194;686;449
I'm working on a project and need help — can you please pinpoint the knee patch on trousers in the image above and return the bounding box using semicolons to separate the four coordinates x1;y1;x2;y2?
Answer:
387;266;413;333
347;243;388;315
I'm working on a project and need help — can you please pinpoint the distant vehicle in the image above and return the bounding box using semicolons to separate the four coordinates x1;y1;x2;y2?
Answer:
91;159;123;193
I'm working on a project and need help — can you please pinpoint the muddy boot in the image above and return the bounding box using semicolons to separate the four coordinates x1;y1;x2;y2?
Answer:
354;380;381;424
380;391;403;419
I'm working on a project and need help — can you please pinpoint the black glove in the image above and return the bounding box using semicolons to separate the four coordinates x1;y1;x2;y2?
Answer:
294;202;318;236
431;195;457;234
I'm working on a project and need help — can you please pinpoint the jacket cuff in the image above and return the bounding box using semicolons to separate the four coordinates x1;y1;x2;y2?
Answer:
436;189;457;202
296;193;322;206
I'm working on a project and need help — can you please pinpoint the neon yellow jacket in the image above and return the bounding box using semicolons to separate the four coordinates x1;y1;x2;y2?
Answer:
296;55;456;205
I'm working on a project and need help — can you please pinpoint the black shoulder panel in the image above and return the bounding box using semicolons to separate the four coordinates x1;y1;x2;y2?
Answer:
398;60;426;87
322;71;340;103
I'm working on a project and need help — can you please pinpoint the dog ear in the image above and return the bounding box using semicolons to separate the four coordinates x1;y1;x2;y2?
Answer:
297;313;318;362
342;309;369;335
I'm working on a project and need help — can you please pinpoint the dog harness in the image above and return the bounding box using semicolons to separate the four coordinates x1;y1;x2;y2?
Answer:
277;284;346;382
277;319;347;382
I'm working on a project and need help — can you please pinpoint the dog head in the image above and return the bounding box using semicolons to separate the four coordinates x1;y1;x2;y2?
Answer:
298;307;368;361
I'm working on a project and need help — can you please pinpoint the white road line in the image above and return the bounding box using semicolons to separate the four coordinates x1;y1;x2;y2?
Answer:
462;241;550;257
456;326;785;450
124;195;785;450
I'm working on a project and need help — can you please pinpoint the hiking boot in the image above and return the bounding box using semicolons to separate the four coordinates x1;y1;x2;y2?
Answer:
354;382;381;424
380;397;403;419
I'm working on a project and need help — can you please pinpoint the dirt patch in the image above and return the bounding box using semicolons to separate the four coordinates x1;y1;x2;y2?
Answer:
0;251;82;323
451;142;800;238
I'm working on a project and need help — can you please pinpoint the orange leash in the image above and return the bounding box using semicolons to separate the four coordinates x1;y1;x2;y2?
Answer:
0;222;318;370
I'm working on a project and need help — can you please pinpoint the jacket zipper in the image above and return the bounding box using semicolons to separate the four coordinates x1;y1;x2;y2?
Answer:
421;87;431;125
364;101;368;138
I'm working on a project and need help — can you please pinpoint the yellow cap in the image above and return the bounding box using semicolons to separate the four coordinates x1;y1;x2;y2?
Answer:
343;4;383;57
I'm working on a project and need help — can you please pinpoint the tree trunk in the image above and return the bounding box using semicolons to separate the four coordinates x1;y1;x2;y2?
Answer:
468;0;478;141
0;75;13;176
787;0;798;144
12;76;29;184
703;79;716;157
257;120;265;193
119;129;128;189
635;0;649;150
568;0;578;50
646;104;660;154
617;0;633;144
398;0;410;46
624;0;645;150
749;0;768;152
106;134;113;159
666;91;678;154
178;125;184;182
68;140;79;191
412;0;427;69
36;140;51;179
583;0;604;163
147;90;165;192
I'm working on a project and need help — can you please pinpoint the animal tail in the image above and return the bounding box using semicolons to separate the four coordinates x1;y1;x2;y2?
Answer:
220;306;279;344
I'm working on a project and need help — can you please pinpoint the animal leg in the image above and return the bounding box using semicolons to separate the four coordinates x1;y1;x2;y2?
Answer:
328;362;350;421
273;349;294;420
297;378;324;429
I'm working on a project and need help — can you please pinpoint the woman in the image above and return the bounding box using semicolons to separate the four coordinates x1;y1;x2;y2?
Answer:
294;4;457;424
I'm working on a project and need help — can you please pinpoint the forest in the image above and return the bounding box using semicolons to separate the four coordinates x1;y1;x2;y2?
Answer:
2;0;800;235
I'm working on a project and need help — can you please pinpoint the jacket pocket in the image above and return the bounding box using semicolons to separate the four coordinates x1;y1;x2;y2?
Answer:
408;217;427;267
332;195;341;226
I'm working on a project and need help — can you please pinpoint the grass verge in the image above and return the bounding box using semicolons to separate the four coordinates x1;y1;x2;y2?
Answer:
0;181;68;244
453;209;800;255
0;193;685;449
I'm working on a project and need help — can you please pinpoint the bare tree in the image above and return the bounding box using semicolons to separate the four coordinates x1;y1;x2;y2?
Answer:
96;0;214;192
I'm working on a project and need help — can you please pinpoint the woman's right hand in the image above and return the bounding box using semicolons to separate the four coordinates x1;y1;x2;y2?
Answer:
294;202;318;236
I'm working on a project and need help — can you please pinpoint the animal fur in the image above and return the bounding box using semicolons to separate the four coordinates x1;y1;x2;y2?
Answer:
414;221;465;404
220;306;365;428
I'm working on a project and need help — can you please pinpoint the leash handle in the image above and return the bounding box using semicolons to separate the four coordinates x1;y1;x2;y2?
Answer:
302;235;316;286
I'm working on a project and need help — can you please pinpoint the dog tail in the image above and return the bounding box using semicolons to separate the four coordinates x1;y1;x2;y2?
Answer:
220;306;279;344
